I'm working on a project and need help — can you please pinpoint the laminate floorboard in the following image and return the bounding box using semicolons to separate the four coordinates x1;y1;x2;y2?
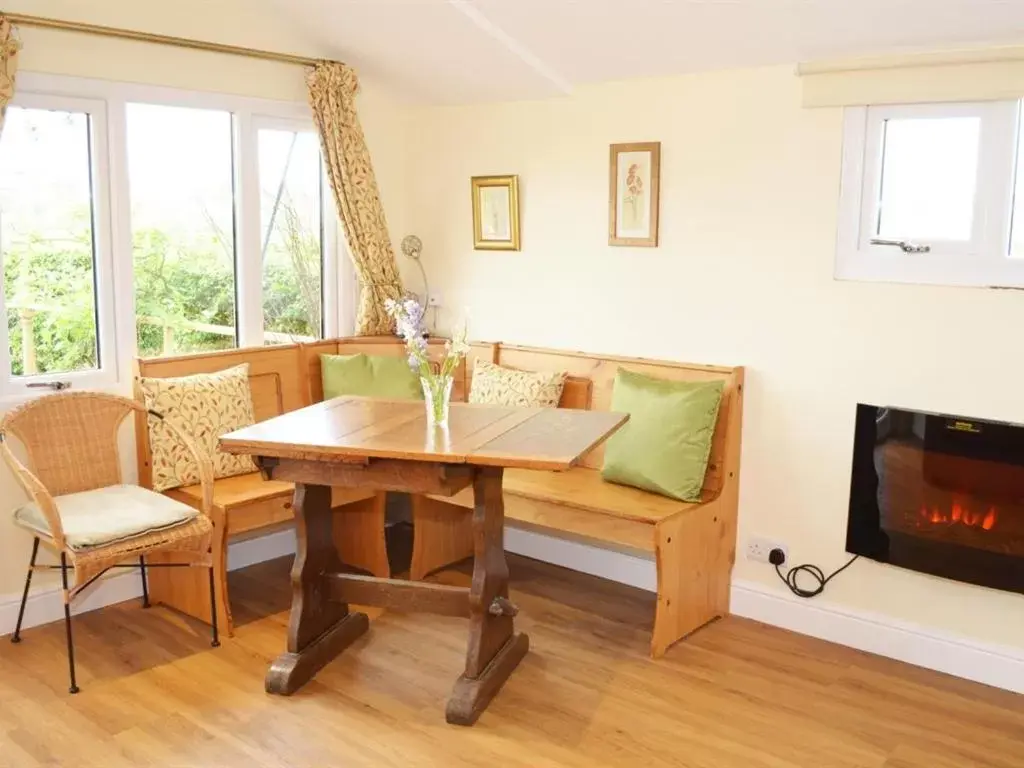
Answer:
1;554;1021;767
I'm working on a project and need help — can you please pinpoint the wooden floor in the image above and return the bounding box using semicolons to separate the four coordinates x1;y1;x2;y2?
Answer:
1;554;1022;768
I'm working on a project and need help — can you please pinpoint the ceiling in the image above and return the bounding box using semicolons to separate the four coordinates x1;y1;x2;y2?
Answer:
271;0;1024;103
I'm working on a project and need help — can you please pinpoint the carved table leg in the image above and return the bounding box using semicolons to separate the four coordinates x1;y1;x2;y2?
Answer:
446;467;529;725
266;483;369;695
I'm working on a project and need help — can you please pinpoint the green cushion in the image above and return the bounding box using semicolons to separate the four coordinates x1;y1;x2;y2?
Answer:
320;353;423;401
601;369;724;502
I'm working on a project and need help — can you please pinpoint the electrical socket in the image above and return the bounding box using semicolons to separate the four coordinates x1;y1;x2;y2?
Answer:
746;536;788;565
427;293;443;307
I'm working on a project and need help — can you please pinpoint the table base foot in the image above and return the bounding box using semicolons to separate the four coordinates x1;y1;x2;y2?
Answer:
445;632;529;726
265;611;369;696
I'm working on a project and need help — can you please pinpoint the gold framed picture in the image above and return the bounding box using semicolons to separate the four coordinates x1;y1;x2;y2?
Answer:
472;175;520;251
608;142;660;247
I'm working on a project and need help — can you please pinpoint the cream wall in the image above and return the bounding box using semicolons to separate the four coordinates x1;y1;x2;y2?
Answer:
0;0;411;607
407;65;1024;651
5;2;1021;659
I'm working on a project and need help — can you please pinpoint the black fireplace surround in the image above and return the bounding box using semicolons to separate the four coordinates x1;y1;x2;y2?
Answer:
847;404;1024;594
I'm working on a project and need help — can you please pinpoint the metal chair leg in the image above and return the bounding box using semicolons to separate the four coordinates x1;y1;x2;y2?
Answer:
139;556;150;608
11;537;40;644
208;566;220;648
60;553;80;694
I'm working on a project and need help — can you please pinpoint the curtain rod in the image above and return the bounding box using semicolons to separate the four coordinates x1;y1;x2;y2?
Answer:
3;12;324;68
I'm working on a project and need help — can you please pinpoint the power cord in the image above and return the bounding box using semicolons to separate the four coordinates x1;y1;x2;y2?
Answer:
769;548;859;599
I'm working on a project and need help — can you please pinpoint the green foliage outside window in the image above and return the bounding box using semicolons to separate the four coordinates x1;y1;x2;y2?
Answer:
4;204;321;376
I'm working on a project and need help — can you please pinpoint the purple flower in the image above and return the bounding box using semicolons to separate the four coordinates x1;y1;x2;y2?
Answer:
386;296;469;384
386;296;431;372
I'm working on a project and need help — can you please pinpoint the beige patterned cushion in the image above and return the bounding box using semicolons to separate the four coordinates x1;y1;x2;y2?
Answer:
138;364;257;492
469;360;567;408
14;485;199;551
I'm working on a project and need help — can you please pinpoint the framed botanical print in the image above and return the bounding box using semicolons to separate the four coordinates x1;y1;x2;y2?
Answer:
608;142;661;247
472;175;520;251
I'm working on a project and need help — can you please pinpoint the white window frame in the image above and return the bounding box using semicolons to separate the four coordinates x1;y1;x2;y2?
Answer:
0;72;347;402
250;114;343;343
836;99;1024;288
0;92;118;394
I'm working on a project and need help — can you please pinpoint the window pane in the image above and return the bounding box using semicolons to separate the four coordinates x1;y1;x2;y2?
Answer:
1011;114;1024;258
877;117;980;242
259;129;323;344
0;107;99;377
127;104;237;358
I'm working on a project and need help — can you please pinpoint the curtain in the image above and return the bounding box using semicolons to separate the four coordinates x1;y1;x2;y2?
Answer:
307;62;403;336
0;17;20;134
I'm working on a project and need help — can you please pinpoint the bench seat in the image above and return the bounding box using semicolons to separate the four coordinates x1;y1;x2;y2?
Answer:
169;472;377;537
503;467;710;523
410;343;743;659
426;467;712;554
136;342;405;635
413;463;734;657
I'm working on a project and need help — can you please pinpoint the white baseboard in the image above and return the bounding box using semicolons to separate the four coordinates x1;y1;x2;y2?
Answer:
5;524;1022;697
227;529;296;571
505;526;657;591
0;530;298;637
506;527;1024;695
730;579;1024;694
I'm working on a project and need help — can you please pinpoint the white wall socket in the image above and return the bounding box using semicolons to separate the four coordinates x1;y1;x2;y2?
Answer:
746;536;789;565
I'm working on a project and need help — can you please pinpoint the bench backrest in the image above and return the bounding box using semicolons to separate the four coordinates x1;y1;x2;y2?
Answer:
132;336;742;501
300;336;494;405
495;345;743;498
299;337;742;499
133;344;305;487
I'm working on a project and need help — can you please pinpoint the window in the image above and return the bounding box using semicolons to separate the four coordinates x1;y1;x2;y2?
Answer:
0;95;115;392
257;124;324;344
875;115;980;243
837;100;1024;288
0;73;344;399
1012;122;1024;258
128;104;238;357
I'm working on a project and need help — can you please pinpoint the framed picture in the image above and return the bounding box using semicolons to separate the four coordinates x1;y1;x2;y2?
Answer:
472;175;520;251
608;142;660;247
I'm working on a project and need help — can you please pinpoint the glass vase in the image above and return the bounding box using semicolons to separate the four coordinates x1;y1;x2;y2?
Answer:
421;375;453;428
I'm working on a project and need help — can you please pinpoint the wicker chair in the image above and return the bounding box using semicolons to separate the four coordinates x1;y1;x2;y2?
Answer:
0;391;219;694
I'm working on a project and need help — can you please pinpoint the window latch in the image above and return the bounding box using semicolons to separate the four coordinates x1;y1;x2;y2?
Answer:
26;381;73;392
870;238;931;254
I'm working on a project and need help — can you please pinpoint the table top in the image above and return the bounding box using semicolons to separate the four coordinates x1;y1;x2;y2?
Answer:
219;397;628;471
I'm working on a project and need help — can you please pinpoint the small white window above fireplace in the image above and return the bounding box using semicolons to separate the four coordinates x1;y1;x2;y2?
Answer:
836;99;1024;288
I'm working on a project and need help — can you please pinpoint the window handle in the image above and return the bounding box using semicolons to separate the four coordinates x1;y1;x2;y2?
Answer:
26;381;72;391
870;238;931;254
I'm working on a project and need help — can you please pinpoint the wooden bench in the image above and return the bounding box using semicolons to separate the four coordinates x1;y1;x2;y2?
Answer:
133;344;388;636
408;344;744;658
134;335;742;657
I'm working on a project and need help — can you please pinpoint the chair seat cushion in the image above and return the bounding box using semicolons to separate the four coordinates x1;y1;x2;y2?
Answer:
14;485;200;551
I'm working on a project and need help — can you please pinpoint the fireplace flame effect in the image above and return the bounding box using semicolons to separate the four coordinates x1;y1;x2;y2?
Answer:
919;498;997;531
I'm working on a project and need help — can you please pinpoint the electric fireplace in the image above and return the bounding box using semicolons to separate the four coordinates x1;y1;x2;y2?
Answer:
847;404;1024;593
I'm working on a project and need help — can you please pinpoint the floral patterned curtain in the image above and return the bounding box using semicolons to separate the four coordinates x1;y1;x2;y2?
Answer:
0;17;20;136
307;62;403;336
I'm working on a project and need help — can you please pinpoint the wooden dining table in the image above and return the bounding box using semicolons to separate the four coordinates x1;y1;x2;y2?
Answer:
219;396;627;725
